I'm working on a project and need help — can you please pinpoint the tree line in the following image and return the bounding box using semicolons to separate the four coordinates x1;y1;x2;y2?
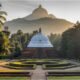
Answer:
0;11;80;60
60;22;80;60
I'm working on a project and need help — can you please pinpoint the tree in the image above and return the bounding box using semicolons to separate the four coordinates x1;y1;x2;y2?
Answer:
10;29;38;49
13;43;21;58
0;31;10;57
0;11;7;31
61;21;80;60
49;33;62;51
0;10;10;58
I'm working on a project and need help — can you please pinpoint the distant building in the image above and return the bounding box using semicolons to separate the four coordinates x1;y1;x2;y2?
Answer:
22;28;58;58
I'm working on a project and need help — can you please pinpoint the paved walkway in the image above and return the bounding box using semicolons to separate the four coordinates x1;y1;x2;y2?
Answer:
31;66;46;80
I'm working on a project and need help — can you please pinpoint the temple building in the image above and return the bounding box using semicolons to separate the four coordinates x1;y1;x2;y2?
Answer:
22;28;57;58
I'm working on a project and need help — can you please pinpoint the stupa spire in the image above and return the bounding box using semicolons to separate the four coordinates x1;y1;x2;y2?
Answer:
39;28;42;33
39;4;42;8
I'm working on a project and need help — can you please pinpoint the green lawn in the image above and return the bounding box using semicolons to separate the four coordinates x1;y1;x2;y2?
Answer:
47;76;80;80
0;77;30;80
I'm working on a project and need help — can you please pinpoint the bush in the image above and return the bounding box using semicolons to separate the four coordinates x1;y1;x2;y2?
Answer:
6;61;36;69
43;63;76;69
0;55;9;59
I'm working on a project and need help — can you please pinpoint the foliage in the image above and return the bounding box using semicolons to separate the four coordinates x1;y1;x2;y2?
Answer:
0;11;10;57
61;22;80;60
10;29;38;51
49;33;62;51
0;11;7;31
6;61;36;69
9;29;39;58
0;31;10;55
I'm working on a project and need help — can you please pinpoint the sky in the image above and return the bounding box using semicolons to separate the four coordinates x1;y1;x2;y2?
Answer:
0;0;80;23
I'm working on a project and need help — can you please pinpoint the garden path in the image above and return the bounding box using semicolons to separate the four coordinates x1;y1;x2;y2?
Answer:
31;65;46;80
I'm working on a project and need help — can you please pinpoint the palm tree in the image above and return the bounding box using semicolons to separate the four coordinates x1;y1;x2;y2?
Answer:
0;11;7;31
0;3;7;31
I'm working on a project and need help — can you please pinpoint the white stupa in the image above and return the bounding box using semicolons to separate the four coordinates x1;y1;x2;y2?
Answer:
27;28;53;48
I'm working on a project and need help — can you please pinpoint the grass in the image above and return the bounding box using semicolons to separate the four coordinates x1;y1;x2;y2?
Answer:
25;59;59;62
10;61;24;65
0;77;30;80
0;69;28;72
47;76;80;80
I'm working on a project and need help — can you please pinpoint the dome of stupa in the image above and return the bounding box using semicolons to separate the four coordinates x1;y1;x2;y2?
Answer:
27;28;53;48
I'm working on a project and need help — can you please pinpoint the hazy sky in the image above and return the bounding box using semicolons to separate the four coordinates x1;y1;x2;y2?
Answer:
0;0;80;23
